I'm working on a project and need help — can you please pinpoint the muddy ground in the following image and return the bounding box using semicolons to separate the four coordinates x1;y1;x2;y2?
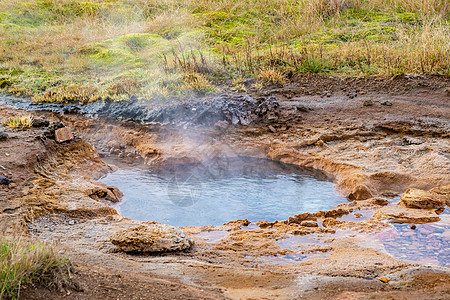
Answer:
1;75;449;299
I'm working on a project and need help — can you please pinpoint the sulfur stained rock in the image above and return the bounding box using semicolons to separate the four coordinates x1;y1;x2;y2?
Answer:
110;224;194;253
373;205;440;224
400;188;446;209
348;184;374;201
88;185;123;202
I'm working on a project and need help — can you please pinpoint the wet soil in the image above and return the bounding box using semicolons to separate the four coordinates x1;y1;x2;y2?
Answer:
1;75;449;299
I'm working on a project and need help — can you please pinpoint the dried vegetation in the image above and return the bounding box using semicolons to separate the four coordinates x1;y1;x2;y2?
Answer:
0;0;448;102
0;237;72;299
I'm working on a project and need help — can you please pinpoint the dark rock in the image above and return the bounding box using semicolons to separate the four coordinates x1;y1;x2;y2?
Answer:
0;176;10;185
32;117;50;127
1;94;282;127
409;224;417;230
348;92;357;99
0;132;8;141
381;100;392;106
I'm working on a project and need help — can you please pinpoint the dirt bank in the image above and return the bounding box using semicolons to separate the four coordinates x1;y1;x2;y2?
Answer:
1;76;449;299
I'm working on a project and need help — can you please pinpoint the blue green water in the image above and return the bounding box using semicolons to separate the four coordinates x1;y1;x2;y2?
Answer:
100;157;347;226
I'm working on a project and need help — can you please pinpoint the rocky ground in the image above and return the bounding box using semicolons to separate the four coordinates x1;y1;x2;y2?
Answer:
0;75;449;299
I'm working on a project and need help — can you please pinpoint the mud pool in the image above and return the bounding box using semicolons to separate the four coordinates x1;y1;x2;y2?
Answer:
100;157;347;226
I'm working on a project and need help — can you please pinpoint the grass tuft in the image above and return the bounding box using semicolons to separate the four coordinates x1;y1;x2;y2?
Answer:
0;237;72;299
183;71;216;94
257;68;286;87
2;114;33;129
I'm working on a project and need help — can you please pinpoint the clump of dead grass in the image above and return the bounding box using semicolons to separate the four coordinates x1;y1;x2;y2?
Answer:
0;237;72;299
2;114;33;129
257;68;286;87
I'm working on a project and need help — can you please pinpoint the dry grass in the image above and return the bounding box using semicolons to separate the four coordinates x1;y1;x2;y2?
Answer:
2;114;33;129
0;0;448;102
0;237;72;299
257;68;286;87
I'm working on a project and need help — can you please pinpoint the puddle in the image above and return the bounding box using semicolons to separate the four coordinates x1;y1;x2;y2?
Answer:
337;209;374;222
276;234;329;250
194;230;229;243
260;252;331;265
100;157;347;226
241;223;261;230
369;213;450;266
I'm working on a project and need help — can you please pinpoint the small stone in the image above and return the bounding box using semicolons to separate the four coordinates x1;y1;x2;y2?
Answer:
58;250;65;255
378;277;389;283
0;176;10;185
315;140;325;147
110;224;194;253
381;100;392;106
68;220;75;225
348;92;357;99
268;125;277;133
409;224;417;230
54;127;74;143
363;100;373;106
0;132;8;141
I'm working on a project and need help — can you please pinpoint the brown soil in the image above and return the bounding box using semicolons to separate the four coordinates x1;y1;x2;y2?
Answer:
1;75;449;299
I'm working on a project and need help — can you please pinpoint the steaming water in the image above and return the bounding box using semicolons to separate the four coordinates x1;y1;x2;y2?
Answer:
100;157;347;227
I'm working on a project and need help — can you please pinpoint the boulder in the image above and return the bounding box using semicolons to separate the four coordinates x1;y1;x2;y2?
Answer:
373;206;440;224
110;224;194;253
400;188;446;209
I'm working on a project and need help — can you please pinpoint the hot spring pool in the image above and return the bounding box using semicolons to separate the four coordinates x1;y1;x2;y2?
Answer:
100;157;347;226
